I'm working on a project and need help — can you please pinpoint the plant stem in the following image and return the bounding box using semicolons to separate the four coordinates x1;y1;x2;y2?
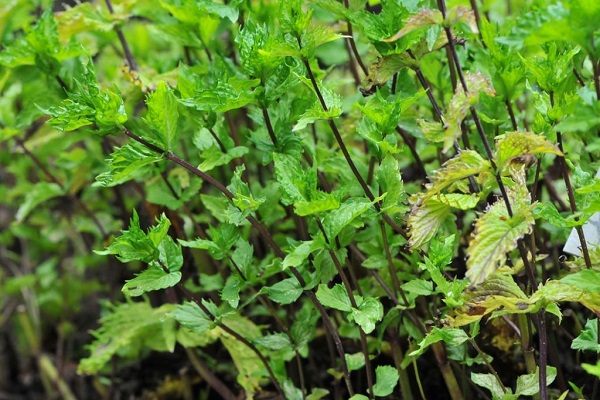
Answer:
261;106;278;147
184;348;237;400
316;220;375;399
104;0;138;71
549;92;592;269
468;338;507;393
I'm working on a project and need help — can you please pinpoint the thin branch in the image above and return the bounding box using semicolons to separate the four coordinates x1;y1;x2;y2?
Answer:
104;0;138;71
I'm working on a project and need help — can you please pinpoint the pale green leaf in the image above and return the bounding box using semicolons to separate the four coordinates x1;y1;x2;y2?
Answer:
571;319;600;353
372;365;399;397
350;296;383;334
515;367;557;396
16;182;64;222
471;372;507;400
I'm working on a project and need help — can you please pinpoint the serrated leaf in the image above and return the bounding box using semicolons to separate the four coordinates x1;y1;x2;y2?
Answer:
495;131;562;171
423;150;491;201
383;8;443;42
432;193;480;210
532;202;588;228
122;266;182;297
407;197;452;249
515;367;557;396
16;182;64;222
372;365;399;397
451;274;529;326
345;352;366;371
471;373;508;399
169;301;214;334
444;72;495;153
254;333;293;351
322;198;374;240
221;275;242;308
377;155;407;214
268;278;303;305
409;327;469;357
560;269;600;292
283;240;322;270
350;296;384;334
466;192;534;285
145;81;180;150
94;143;163;187
78;302;176;374
571;319;600;353
316;283;352;312
40;61;127;134
96;211;162;263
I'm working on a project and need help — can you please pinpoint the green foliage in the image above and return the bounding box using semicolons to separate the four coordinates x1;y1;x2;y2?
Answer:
2;0;600;398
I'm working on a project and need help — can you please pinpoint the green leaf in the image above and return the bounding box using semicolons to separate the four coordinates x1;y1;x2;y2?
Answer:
293;85;342;131
145;81;180;150
221;275;242;308
377;155;407;214
254;332;293;351
283;240;322;270
122;266;182;297
471;372;508;400
583;361;600;378
78;302;176;374
495;131;561;171
560;269;600;292
350;296;384;334
532;203;588;228
96;211;156;263
169;301;214;334
40;61;127;134
94;143;163;187
322;198;374;241
268;278;303;305
372;365;399;397
409;327;469;357
16;182;64;222
345;352;366;371
515;366;557;396
316;283;352;312
466;190;534;285
571;319;600;353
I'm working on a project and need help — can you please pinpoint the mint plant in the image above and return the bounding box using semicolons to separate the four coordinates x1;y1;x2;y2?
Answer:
1;0;600;399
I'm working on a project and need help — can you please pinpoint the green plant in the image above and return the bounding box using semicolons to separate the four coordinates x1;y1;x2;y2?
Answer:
1;0;600;399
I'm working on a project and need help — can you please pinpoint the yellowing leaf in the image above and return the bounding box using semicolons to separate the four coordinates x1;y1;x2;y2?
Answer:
495;131;562;170
466;191;534;285
423;150;491;202
408;196;452;249
383;9;443;42
443;72;495;153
